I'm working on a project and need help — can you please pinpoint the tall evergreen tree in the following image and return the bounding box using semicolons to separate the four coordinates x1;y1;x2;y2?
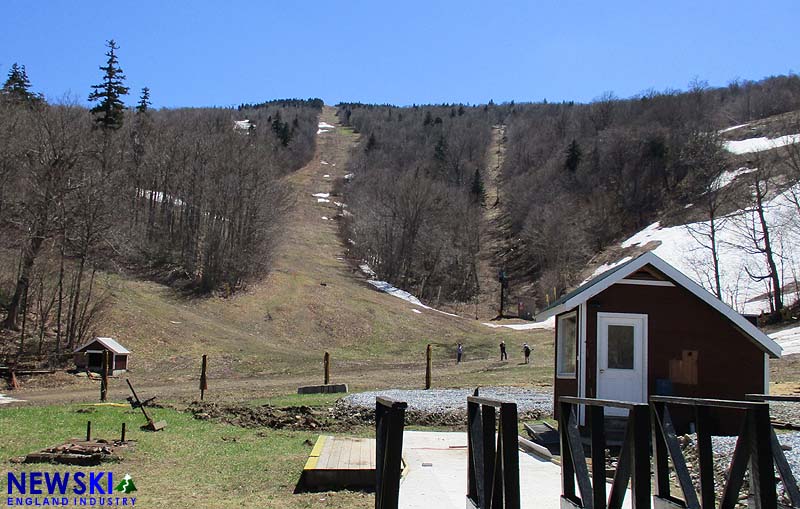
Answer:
365;133;377;153
564;139;582;173
136;87;151;113
433;135;447;164
88;40;129;129
470;168;486;205
1;63;40;103
271;111;291;146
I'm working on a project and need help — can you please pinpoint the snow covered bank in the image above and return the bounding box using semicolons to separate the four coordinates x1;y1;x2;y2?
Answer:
620;182;800;315
719;123;749;134
772;326;800;356
711;167;758;189
483;318;555;331
723;134;800;155
358;264;459;317
317;122;335;135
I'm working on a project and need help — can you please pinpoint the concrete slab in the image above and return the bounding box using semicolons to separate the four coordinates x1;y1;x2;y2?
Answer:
297;383;348;394
399;431;630;509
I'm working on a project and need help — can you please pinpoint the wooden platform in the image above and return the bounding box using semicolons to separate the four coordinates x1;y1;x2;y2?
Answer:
295;435;376;492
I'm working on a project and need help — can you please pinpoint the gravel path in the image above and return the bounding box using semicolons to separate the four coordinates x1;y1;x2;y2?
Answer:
336;387;552;426
712;432;800;482
678;431;800;505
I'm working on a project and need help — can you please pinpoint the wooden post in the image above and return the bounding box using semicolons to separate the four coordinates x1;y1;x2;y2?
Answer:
323;351;330;385
9;370;19;390
425;344;432;390
101;351;109;402
200;354;208;400
86;421;92;441
121;423;126;442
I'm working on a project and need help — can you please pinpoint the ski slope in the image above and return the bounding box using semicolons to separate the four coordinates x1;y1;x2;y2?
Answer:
619;183;800;316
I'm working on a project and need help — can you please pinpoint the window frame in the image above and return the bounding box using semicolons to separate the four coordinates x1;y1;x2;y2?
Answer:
556;310;578;379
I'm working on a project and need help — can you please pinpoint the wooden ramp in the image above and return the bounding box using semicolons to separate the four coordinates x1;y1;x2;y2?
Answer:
296;435;376;492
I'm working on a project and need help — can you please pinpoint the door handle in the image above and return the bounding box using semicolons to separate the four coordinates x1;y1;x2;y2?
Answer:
599;369;605;373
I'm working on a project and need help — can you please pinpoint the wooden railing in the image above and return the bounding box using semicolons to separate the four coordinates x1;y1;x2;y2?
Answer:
559;397;651;509
748;394;800;508
375;396;407;509
651;395;800;509
467;394;521;508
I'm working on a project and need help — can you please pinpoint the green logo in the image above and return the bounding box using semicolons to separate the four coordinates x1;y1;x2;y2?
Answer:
114;473;137;494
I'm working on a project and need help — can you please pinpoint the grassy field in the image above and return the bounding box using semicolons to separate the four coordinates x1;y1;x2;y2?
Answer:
0;402;373;509
1;108;555;508
11;107;552;403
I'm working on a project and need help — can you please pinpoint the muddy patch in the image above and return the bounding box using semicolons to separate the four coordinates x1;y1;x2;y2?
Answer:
188;402;325;430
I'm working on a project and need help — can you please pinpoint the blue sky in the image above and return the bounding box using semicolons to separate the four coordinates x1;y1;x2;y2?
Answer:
1;1;797;108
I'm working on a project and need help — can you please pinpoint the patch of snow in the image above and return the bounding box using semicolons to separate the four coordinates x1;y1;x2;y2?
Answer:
321;216;329;220
0;393;24;405
412;309;422;314
711;167;758;189
684;203;694;209
359;263;377;278
233;119;255;130
139;189;185;207
723;134;800;155
483;317;555;331
360;263;459;317
333;201;346;207
320;161;329;165
316;129;329;134
318;122;335;129
620;181;800;315
582;257;633;284
317;198;330;203
771;326;800;356
719;123;749;134
312;193;330;198
323;174;330;178
344;173;354;181
367;280;459;317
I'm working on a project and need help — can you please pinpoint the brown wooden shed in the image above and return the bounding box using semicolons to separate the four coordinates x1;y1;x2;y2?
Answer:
73;337;130;375
535;252;781;433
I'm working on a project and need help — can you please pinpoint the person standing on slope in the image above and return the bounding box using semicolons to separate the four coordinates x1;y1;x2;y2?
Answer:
456;343;464;364
523;343;531;364
500;340;507;361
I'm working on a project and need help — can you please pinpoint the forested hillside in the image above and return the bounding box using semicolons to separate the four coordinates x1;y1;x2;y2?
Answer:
500;75;800;309
337;75;800;317
0;45;320;362
337;104;494;304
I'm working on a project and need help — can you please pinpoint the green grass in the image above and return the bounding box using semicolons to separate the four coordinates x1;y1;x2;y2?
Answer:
0;404;371;508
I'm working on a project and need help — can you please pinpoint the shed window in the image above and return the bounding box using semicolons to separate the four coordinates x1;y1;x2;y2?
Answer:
557;311;577;378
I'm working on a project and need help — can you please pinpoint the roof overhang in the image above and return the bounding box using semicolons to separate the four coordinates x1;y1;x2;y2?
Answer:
73;336;130;355
534;252;782;358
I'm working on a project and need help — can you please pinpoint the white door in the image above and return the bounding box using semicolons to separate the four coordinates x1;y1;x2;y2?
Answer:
597;313;647;415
